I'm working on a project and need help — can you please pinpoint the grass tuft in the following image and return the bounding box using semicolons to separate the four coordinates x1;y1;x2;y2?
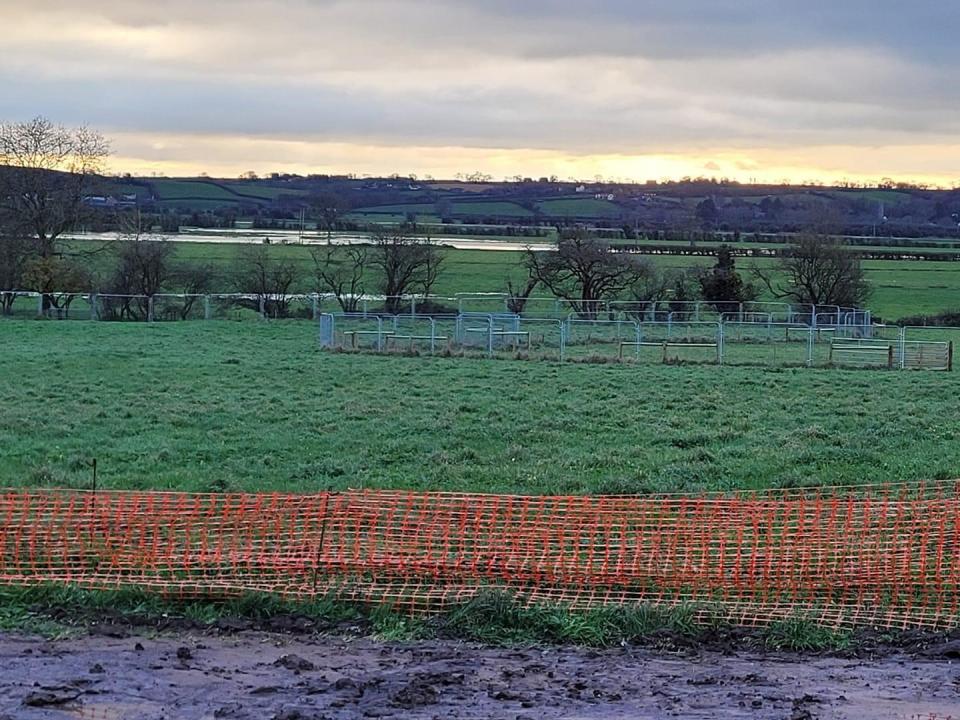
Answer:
763;617;852;652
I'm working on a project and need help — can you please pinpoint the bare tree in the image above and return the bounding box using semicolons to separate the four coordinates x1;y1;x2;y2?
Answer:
0;117;109;257
102;238;174;320
420;231;445;301
369;226;445;313
524;229;648;318
309;192;346;241
233;245;300;318
22;255;91;317
754;234;869;311
310;243;367;312
0;232;30;315
505;272;539;315
172;262;216;320
0;117;109;312
628;261;670;303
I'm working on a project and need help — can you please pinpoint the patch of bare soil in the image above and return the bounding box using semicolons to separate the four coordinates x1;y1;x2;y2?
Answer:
1;631;960;719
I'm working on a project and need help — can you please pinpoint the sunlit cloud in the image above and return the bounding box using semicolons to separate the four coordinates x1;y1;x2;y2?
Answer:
107;132;960;187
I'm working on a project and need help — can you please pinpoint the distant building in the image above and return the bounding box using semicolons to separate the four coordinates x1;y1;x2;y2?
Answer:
83;195;137;208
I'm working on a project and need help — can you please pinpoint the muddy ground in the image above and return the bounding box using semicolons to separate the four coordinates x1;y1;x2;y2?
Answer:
2;628;960;720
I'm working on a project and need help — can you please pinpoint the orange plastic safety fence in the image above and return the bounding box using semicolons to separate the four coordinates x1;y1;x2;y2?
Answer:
1;484;959;629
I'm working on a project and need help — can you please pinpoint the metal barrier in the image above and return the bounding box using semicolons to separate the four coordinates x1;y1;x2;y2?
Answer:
318;313;955;372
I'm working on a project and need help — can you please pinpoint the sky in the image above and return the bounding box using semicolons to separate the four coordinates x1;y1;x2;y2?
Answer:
1;0;959;185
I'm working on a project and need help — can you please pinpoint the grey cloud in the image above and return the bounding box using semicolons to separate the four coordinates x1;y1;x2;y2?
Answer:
0;0;957;156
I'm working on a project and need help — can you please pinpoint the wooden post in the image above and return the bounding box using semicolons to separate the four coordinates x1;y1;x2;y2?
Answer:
949;341;954;372
829;343;833;364
618;342;624;361
662;341;668;364
887;345;894;370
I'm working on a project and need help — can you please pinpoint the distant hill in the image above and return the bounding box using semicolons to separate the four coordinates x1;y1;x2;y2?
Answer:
77;173;960;238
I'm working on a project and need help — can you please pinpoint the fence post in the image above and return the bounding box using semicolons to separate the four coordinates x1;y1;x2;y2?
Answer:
806;326;814;367
37;293;44;318
487;315;494;358
204;295;211;321
312;294;319;321
430;317;437;354
411;297;416;319
362;298;369;319
717;322;724;365
887;345;894;370
376;316;384;352
949;341;954;372
738;302;744;323
147;295;155;323
694;301;701;322
259;296;266;320
89;294;97;321
636;322;642;359
899;327;906;370
559;320;566;362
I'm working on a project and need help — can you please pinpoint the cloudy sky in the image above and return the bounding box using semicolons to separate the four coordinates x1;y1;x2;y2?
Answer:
2;0;958;183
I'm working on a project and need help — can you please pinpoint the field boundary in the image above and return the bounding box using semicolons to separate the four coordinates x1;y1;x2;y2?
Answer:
2;484;959;630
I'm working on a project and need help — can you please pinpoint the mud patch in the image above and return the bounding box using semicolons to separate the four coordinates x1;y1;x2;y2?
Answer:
1;632;959;719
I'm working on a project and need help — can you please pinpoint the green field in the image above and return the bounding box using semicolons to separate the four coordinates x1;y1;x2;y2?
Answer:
352;199;617;219
1;321;957;496
451;202;533;217
49;238;960;321
148;180;245;202
351;202;437;215
219;182;310;201
352;201;534;218
139;179;308;208
538;198;624;218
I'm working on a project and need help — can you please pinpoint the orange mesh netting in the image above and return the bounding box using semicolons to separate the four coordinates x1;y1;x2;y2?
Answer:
1;483;959;629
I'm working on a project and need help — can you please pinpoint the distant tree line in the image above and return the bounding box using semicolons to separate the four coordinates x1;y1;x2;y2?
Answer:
0;118;871;319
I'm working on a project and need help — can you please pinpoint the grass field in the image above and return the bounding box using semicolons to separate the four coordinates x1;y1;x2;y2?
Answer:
140;179;308;208
55;237;960;321
2;321;957;496
148;180;247;202
219;182;310;201
352;201;534;218
538;198;624;218
451;201;534;217
351;202;437;215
